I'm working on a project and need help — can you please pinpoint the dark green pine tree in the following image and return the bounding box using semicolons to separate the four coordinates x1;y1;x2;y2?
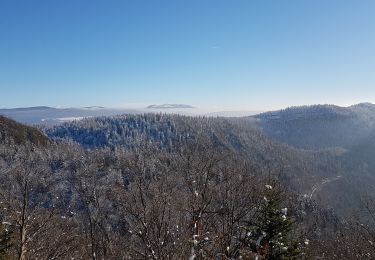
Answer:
241;184;303;259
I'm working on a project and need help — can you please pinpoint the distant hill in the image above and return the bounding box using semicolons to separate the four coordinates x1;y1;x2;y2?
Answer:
254;103;375;149
1;106;57;112
0;116;50;146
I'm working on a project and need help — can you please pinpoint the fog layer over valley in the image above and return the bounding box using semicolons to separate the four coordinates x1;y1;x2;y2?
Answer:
0;105;260;125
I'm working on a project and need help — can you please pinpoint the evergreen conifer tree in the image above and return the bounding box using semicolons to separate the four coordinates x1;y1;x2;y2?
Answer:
241;183;303;259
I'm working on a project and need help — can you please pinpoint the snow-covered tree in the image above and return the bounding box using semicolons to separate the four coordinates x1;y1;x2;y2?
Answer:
241;183;303;259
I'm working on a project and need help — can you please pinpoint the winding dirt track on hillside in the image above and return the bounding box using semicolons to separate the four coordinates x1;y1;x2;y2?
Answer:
309;175;342;199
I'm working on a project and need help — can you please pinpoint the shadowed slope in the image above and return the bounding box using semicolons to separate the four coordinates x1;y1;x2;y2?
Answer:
0;116;50;146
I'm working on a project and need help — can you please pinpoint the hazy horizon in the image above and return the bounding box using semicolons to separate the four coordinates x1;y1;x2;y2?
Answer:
1;100;375;112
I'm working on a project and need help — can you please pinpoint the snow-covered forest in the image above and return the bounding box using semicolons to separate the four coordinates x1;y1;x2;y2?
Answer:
1;109;375;259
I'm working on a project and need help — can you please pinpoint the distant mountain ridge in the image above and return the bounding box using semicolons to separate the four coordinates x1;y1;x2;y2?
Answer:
0;106;57;112
256;104;355;121
254;103;375;149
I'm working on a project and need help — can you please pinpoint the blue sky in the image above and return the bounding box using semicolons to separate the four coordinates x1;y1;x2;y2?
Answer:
1;1;375;110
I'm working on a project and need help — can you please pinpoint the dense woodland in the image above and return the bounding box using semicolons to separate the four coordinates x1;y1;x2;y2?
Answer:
1;108;375;259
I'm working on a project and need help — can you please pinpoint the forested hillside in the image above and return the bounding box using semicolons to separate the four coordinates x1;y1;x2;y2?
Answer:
44;112;375;217
0;116;49;146
254;103;375;218
44;112;375;220
255;103;375;149
44;114;341;193
0;112;374;258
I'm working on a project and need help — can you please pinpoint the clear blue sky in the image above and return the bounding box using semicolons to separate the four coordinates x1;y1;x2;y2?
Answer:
1;0;375;110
